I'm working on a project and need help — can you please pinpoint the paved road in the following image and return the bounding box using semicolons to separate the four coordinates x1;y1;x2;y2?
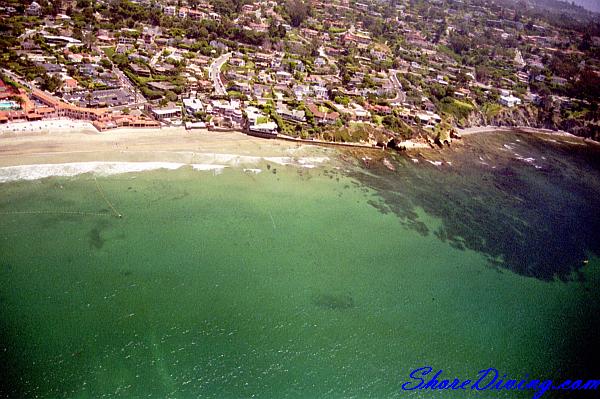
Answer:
94;45;147;106
388;69;406;103
318;46;336;67
149;51;162;67
2;68;35;90
209;52;232;96
112;65;146;105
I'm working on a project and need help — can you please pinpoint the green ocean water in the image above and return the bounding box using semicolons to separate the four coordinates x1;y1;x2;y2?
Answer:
1;132;599;398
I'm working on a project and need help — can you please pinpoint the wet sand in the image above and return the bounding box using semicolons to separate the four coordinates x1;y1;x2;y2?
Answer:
0;124;331;168
2;120;595;170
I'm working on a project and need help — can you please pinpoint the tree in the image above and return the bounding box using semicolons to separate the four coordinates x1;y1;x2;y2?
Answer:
579;33;591;51
40;73;63;93
83;30;96;51
100;58;112;69
52;0;62;15
448;33;470;55
165;90;178;102
287;0;311;27
573;68;600;100
268;21;286;41
475;66;490;83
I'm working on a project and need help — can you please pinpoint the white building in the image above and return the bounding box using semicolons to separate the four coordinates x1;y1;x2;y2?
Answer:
499;94;522;108
416;111;442;127
276;71;293;84
293;85;310;100
163;6;176;16
150;105;181;120
312;85;328;100
26;1;41;15
183;98;204;115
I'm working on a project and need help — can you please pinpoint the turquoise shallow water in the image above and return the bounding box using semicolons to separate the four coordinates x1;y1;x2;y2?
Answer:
1;132;599;398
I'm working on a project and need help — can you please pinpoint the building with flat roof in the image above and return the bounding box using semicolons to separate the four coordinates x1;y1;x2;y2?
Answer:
146;103;181;121
499;94;522;108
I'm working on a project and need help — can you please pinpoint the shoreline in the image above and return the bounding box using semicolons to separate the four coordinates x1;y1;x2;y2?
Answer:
0;123;337;182
458;125;577;138
0;121;596;172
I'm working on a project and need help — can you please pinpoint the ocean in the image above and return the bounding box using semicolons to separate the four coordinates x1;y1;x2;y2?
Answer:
0;131;599;398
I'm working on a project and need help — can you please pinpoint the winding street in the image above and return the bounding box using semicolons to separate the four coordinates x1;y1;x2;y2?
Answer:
388;69;406;103
209;52;232;96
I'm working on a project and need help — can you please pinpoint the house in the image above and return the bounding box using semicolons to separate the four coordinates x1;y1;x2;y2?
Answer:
306;104;339;124
315;57;327;68
276;71;293;84
551;76;568;86
61;77;79;93
211;99;243;124
147;81;176;91
416;111;441;127
209;40;228;51
230;57;245;67
276;103;306;122
186;9;207;20
312;85;328;100
245;106;267;125
26;1;42;15
163;6;176;16
301;28;320;39
499;94;522;108
245;106;278;135
254;53;273;63
350;103;370;121
248;22;269;32
130;63;151;77
367;103;392;115
148;103;181;120
116;44;133;54
118;36;136;45
343;31;372;46
454;88;471;98
39;63;64;74
249;121;278;136
270;56;282;69
293;84;310;100
253;84;271;98
153;64;176;75
228;81;251;95
241;4;256;13
22;40;41;51
370;49;388;61
183;98;204;115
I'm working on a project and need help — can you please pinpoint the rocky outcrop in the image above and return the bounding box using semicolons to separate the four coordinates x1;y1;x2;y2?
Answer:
459;105;599;141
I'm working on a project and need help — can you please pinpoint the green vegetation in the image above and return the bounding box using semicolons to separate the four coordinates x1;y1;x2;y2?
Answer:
438;98;474;122
322;123;373;143
482;103;503;119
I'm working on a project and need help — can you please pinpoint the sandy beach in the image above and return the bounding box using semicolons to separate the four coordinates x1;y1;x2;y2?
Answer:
1;120;595;174
0;121;337;169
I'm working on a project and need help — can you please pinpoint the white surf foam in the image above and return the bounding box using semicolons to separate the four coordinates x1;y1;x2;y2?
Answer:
0;155;331;183
0;162;191;183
